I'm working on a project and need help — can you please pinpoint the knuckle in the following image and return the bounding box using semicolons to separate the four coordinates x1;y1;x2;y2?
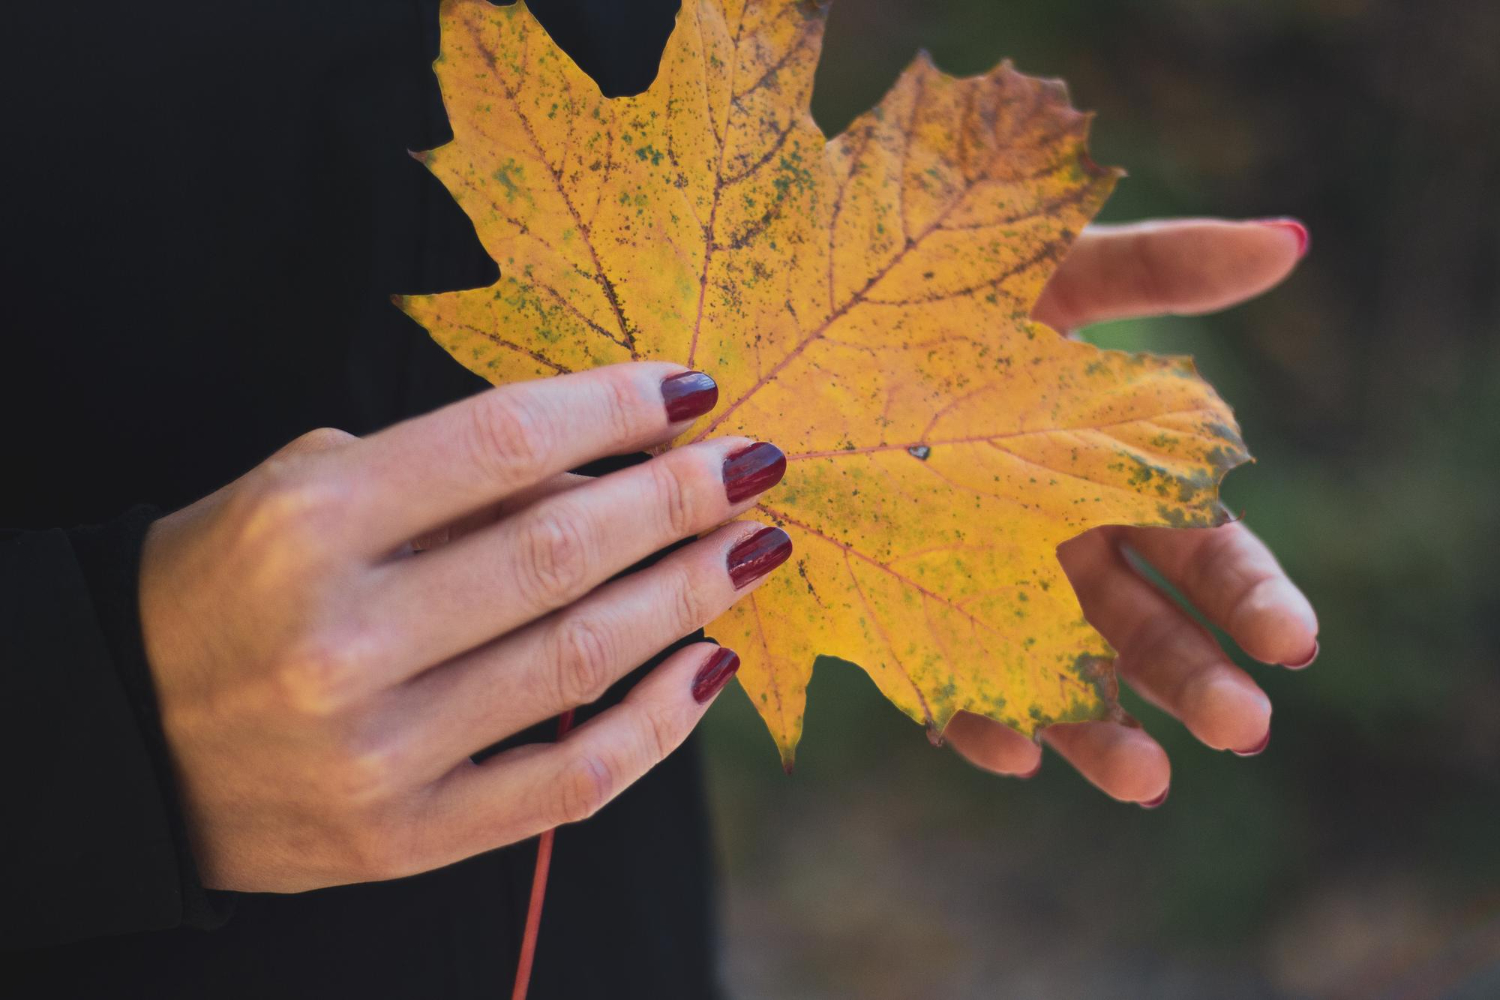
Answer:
637;705;677;766
517;508;593;608
234;465;344;554
665;564;707;636
469;391;554;487
550;615;617;707
275;636;366;717
1122;608;1179;668
287;426;357;455
598;374;645;443
329;733;407;808
556;751;615;824
1129;231;1173;306
649;460;698;538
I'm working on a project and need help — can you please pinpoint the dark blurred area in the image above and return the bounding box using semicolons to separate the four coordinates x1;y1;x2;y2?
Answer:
700;1;1500;996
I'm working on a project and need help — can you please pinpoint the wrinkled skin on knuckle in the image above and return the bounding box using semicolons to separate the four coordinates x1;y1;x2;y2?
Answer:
597;373;649;445
637;703;678;767
549;615;617;708
648;459;698;539
555;751;615;825
469;390;555;489
665;563;708;637
517;507;593;609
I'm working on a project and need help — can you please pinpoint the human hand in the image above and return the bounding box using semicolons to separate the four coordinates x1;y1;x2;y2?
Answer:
139;363;791;891
944;218;1319;805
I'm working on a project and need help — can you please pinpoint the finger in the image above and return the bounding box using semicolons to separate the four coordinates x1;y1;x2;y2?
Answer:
400;521;791;776
944;711;1043;778
1033;218;1309;333
1122;520;1319;668
1042;721;1171;806
363;437;786;690
338;364;719;553
426;641;739;865
410;473;590;552
1059;527;1273;753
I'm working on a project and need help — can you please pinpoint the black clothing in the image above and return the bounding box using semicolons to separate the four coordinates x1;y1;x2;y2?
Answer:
1;1;718;996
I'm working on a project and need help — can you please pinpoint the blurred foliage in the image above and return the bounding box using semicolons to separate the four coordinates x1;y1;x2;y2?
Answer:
699;0;1500;996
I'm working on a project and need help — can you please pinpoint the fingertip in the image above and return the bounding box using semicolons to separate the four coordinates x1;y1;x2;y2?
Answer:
1250;217;1310;259
661;369;719;423
1282;639;1319;670
1106;732;1171;805
1231;577;1320;666
1043;721;1170;804
725;523;793;590
1181;672;1272;752
944;711;1044;777
689;645;740;704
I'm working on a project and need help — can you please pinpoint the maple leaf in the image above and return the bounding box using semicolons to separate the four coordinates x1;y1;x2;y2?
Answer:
399;0;1249;767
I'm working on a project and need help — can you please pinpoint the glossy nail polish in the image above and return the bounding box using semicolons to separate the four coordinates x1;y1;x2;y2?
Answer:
727;526;793;588
722;442;787;504
1254;217;1310;258
1232;729;1271;757
1282;640;1319;670
661;370;718;422
1139;788;1169;810
691;647;740;703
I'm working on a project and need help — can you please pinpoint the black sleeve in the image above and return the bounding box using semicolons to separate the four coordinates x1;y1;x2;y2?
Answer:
0;509;229;950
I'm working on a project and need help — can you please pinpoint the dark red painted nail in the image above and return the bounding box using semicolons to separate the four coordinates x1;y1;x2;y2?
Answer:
661;371;718;422
1139;788;1169;810
1282;640;1319;670
1254;217;1310;258
727;526;793;589
691;647;740;703
723;442;786;504
1232;729;1271;757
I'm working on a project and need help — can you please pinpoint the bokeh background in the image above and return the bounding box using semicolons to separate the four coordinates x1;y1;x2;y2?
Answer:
699;1;1500;996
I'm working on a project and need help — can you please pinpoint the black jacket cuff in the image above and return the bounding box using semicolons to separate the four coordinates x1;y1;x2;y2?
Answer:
69;507;235;936
0;509;229;950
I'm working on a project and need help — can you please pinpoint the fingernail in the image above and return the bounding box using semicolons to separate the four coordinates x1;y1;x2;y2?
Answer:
1232;729;1271;757
1282;640;1319;670
727;526;793;588
1139;788;1169;810
1254;217;1310;258
661;370;718;422
691;647;740;703
1016;760;1042;780
723;442;787;504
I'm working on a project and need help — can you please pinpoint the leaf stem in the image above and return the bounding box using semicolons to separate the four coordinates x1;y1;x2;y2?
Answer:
509;709;576;1000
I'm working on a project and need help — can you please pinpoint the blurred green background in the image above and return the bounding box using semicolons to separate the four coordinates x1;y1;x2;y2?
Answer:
699;0;1500;996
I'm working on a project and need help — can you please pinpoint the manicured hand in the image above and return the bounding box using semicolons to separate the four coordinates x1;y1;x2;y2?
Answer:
140;363;791;891
943;218;1319;805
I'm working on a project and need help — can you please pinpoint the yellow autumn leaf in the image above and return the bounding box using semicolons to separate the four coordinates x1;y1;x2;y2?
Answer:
400;0;1249;767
